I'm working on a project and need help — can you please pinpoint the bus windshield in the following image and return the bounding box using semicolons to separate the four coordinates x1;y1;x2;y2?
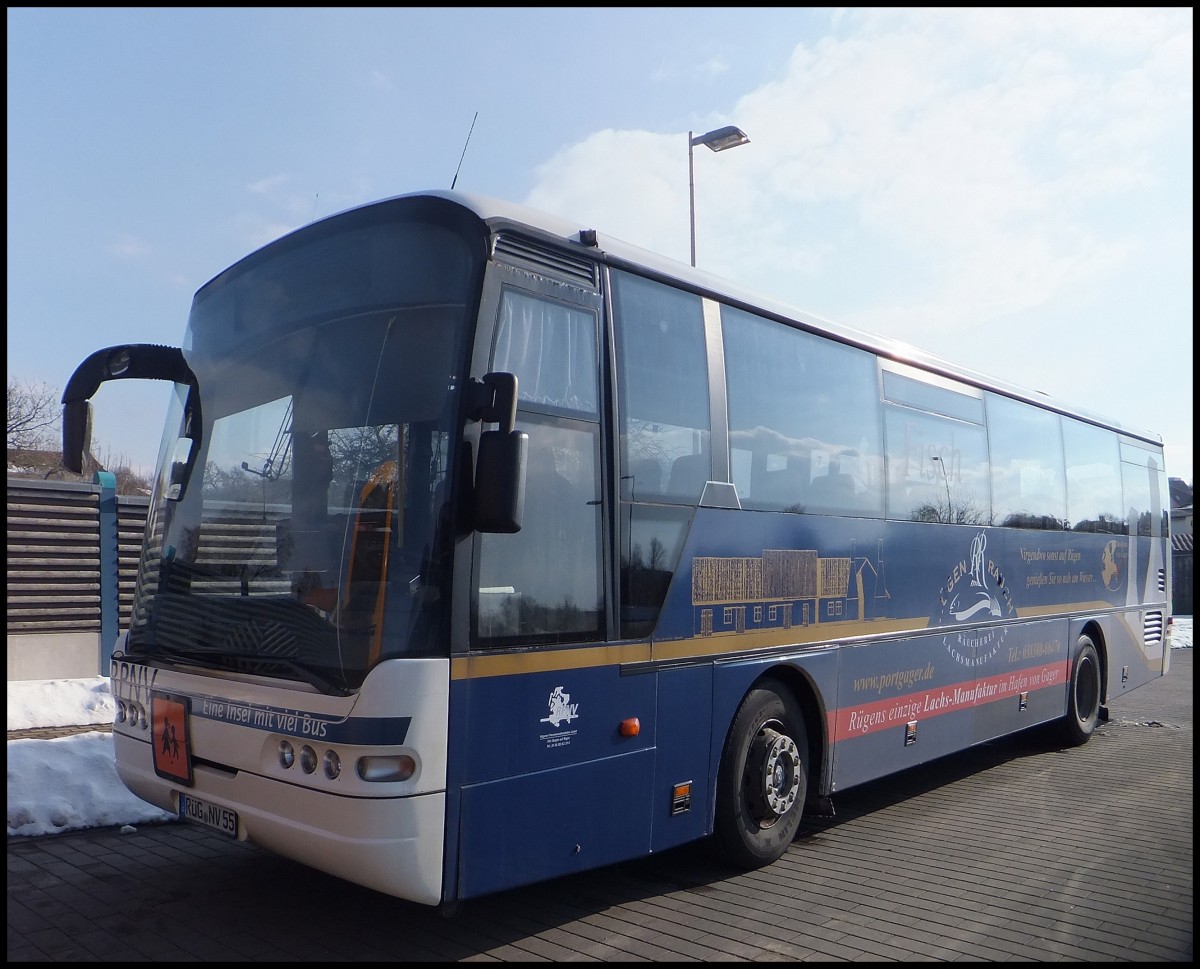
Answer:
125;204;480;692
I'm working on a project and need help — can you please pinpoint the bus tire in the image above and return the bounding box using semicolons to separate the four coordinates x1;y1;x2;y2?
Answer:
1058;634;1102;746
714;678;808;869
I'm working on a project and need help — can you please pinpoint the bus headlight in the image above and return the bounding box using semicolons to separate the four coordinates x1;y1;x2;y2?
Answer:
356;754;416;782
278;740;295;769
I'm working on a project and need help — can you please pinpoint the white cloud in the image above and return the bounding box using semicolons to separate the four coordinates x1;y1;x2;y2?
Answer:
523;7;1192;477
527;129;691;259
527;8;1190;299
106;233;152;260
247;173;290;195
650;52;731;84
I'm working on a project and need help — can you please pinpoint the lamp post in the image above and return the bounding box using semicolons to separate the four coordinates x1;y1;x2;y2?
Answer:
688;125;750;267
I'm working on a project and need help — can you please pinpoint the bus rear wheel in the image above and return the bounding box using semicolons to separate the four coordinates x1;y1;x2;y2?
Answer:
1058;634;1102;746
714;679;808;869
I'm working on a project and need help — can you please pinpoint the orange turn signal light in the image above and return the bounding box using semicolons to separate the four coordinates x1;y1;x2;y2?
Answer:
619;717;640;737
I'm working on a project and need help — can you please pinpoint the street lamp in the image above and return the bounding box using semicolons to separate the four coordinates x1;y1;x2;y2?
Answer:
688;125;750;267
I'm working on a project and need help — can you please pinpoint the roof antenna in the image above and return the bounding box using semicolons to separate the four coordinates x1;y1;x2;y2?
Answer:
450;112;478;190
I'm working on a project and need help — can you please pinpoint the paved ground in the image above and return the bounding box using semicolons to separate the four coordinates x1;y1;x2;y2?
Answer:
8;651;1192;962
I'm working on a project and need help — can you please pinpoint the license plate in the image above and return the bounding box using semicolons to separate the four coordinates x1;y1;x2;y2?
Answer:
179;793;238;838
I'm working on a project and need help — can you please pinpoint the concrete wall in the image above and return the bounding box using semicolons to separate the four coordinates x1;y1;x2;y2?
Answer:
7;632;103;681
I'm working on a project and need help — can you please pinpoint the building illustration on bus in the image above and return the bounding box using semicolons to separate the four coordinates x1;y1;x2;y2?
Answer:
61;190;1172;909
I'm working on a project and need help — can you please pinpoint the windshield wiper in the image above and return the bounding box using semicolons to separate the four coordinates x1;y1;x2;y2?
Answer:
153;647;348;695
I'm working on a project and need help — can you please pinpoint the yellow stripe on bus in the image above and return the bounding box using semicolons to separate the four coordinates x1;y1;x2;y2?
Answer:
450;601;1132;680
452;642;651;679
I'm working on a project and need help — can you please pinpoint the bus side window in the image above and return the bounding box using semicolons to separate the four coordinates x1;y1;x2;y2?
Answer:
723;304;884;519
612;271;711;509
475;418;603;646
1063;416;1123;532
986;392;1067;529
620;503;692;639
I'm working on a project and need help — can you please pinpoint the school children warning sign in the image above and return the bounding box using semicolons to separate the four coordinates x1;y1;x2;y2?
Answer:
151;693;193;785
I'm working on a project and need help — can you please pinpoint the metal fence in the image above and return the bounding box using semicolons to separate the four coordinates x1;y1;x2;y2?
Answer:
7;474;290;680
6;474;148;679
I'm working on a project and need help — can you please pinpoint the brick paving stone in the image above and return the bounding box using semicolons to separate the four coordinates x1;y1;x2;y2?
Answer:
7;650;1192;961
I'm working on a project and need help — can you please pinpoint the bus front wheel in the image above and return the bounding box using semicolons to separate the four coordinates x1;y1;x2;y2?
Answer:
714;679;808;869
1058;634;1102;746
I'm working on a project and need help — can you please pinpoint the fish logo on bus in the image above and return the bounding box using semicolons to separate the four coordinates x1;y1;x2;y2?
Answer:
949;533;1004;622
933;531;1015;668
540;686;579;728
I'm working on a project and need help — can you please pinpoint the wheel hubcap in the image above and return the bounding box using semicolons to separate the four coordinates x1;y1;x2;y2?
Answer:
754;727;800;817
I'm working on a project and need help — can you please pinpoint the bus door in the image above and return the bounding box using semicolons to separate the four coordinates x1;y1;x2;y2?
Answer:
449;261;657;901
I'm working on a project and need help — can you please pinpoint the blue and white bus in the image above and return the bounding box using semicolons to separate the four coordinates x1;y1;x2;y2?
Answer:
63;190;1172;908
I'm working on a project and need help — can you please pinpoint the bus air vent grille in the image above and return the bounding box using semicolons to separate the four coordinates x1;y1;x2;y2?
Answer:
494;234;599;290
1143;610;1164;647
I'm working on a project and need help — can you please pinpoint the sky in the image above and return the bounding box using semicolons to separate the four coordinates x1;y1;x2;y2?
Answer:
7;618;1192;839
7;8;1193;484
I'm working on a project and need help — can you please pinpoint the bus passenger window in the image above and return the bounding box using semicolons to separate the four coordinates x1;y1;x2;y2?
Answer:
491;288;598;414
883;407;990;524
612;270;711;507
1120;438;1168;538
620;504;691;640
1063;417;1123;533
474;418;603;646
723;304;883;518
986;393;1067;530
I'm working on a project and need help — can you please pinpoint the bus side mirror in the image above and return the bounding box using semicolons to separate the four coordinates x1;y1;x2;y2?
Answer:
61;342;197;478
62;399;94;475
474;429;528;533
470;371;527;533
